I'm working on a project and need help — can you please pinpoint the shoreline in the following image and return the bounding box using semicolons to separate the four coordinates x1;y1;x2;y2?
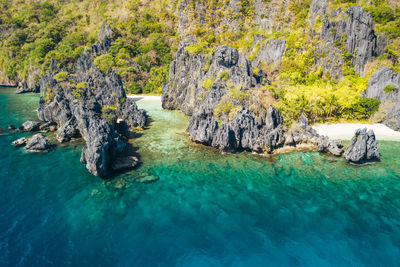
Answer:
312;123;400;141
127;95;161;101
128;95;400;142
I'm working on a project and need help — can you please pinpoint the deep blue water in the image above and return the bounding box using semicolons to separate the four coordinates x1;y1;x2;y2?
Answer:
1;87;400;266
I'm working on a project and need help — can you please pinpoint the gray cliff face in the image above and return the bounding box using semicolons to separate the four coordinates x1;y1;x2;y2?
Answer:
37;22;147;177
163;44;343;155
320;6;386;74
364;67;400;102
252;37;286;68
163;45;262;116
16;80;40;94
309;0;327;26
363;67;400;130
175;0;387;77
344;128;380;164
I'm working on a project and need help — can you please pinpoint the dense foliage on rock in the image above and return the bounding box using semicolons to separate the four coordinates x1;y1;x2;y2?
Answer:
0;0;177;94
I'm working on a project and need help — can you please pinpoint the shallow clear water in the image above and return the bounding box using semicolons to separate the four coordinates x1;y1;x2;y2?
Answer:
1;87;400;266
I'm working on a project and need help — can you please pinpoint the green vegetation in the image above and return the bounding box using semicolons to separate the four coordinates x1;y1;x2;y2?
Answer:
72;88;83;99
1;0;399;124
43;89;53;102
202;76;216;91
94;54;114;74
76;82;87;90
178;0;400;124
101;104;117;112
54;71;68;82
0;0;177;94
384;84;397;93
217;70;230;81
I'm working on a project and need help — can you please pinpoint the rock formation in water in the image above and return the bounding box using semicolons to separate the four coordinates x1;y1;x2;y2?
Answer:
25;134;52;152
21;121;41;132
163;44;343;155
36;22;147;177
344;128;380;164
363;67;400;131
12;134;53;152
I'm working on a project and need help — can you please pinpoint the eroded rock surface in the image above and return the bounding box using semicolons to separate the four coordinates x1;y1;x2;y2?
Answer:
16;81;40;94
25;134;52;152
36;22;147;177
163;44;343;156
344;128;380;164
22;121;41;132
12;137;28;147
363;67;400;131
320;6;386;74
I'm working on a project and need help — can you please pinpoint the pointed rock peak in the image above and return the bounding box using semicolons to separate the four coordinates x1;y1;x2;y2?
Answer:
50;59;59;73
266;105;283;129
98;22;113;42
299;113;309;129
309;0;327;26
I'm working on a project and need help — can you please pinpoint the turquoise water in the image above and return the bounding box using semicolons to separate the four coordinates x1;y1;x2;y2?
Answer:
1;87;400;266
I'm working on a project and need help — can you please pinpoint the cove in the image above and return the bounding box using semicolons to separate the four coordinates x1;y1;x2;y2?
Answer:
1;87;400;266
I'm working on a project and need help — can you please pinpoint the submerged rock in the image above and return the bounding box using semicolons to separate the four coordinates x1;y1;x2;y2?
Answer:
344;128;380;164
112;156;139;171
25;134;52;152
137;175;159;184
8;125;16;131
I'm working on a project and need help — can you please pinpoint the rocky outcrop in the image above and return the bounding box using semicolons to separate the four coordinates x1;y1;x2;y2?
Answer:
12;137;28;147
363;67;400;102
25;134;52;152
12;134;53;152
16;81;40;94
163;44;344;156
22;121;41;132
363;67;400;130
344;128;380;164
285;114;344;156
173;0;388;77
36;22;147;177
321;6;386;74
309;0;327;26
0;69;17;87
252;37;286;67
314;43;344;80
163;45;264;115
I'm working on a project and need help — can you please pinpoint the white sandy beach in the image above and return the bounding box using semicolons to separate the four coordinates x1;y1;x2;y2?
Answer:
312;123;400;141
